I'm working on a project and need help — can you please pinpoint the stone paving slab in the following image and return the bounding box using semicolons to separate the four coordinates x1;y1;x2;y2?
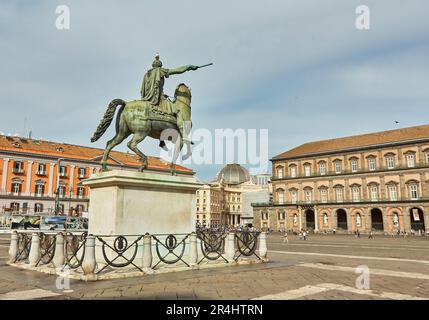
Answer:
1;234;429;300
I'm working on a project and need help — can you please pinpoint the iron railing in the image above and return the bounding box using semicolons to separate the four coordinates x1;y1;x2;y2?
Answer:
8;230;264;277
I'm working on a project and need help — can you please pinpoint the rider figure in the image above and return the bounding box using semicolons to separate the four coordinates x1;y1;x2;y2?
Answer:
141;54;197;114
141;54;197;150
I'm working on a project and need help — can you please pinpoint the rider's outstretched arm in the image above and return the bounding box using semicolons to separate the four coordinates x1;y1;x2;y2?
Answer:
167;65;198;75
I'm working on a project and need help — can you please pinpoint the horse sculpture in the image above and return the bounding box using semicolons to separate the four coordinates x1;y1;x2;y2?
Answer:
90;83;192;175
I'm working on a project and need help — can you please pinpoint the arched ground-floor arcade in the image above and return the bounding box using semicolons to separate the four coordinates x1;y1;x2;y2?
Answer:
253;203;429;234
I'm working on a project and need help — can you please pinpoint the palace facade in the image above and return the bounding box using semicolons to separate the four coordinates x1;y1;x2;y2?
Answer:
196;164;271;228
0;134;193;216
253;125;429;234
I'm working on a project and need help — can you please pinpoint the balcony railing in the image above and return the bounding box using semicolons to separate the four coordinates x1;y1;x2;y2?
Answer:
36;170;46;176
12;168;24;174
272;163;429;180
251;197;429;207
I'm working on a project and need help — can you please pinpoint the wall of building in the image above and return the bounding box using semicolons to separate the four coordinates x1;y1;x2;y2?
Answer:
254;140;429;233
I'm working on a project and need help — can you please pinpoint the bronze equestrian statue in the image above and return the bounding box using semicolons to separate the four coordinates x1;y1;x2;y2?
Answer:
90;54;211;174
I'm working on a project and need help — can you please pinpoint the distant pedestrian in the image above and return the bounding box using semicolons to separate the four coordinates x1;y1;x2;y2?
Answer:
368;231;373;239
333;228;336;235
283;231;289;243
357;230;360;238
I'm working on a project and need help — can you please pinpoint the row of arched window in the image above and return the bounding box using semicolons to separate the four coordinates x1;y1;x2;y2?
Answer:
275;182;420;204
275;151;429;179
10;178;86;197
9;202;85;214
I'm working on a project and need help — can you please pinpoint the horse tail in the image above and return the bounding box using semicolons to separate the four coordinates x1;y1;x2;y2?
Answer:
90;99;126;142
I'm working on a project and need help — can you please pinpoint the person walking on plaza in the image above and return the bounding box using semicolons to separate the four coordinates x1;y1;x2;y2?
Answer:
283;231;289;244
333;228;336;235
368;231;373;239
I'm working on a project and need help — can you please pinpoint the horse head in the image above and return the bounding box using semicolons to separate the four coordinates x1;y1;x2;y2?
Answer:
174;83;192;100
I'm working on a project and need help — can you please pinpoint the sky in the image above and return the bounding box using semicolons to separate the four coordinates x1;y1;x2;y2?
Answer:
0;0;428;182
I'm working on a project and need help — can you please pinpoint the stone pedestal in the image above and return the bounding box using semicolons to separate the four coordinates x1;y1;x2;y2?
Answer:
83;170;201;236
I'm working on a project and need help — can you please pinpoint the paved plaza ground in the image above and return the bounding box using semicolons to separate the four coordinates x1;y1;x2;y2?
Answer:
0;233;428;300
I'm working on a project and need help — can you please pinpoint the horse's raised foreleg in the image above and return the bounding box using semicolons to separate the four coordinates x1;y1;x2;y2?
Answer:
127;131;149;171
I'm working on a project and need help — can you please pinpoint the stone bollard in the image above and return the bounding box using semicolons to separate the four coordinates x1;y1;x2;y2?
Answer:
226;232;236;262
142;233;153;273
8;231;18;263
258;232;267;259
28;232;41;267
53;232;65;268
82;235;96;276
189;232;198;267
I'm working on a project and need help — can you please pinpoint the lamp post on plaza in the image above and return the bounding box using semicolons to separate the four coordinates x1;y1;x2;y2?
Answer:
54;158;63;215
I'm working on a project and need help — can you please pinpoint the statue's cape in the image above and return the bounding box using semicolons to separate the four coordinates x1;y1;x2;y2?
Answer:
140;67;169;105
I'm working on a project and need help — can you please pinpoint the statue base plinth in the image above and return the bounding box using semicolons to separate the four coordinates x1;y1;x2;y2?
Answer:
83;170;201;235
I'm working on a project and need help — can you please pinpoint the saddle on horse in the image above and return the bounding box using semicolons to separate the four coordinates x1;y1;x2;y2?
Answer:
127;96;177;124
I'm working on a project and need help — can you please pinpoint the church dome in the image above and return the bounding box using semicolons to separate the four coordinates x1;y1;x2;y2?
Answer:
216;164;250;185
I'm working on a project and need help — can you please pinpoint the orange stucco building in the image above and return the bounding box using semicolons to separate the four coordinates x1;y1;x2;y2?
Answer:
0;134;193;215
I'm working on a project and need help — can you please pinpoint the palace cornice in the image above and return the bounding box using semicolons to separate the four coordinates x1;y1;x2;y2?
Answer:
0;150;194;175
271;137;429;162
